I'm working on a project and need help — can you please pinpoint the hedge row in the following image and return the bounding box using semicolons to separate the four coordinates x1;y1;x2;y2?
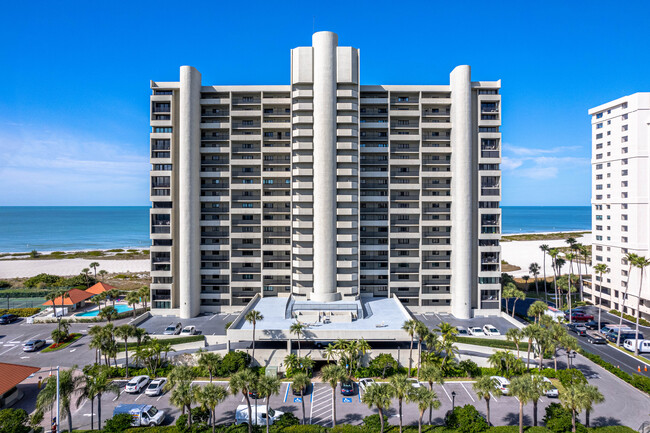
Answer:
579;349;650;394
608;309;650;327
0;307;41;317
456;336;519;350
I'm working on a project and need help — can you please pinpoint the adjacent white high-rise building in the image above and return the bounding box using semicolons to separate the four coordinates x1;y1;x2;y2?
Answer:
149;32;502;319
588;93;650;322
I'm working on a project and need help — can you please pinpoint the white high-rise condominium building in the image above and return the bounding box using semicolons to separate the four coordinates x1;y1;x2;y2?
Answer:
588;93;650;322
149;32;502;319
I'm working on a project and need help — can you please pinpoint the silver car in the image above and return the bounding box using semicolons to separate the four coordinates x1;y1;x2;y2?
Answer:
22;339;46;352
145;378;167;396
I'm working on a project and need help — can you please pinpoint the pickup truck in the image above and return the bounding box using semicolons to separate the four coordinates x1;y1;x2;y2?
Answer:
113;404;166;427
566;312;594;322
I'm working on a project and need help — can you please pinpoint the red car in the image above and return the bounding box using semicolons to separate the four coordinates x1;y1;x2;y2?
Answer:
567;312;594;322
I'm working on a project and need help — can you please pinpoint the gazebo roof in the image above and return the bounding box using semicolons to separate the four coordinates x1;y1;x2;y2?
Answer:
86;282;116;295
42;288;93;306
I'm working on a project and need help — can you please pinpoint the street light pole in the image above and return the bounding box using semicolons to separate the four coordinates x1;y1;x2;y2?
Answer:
56;366;60;433
451;391;456;409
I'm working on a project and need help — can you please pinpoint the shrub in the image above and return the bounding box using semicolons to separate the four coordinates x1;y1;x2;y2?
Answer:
0;408;30;433
609;309;650;327
579;350;650;394
363;414;388;431
24;273;62;288
459;359;481;378
282;426;328;433
444;405;488;433
219;351;251;376
543;403;586;433
589;427;638;433
369;353;399;378
104;413;135;433
555;368;587;387
0;281;11;289
175;414;189;432
0;308;40;317
457;337;518;351
273;412;300;428
329;425;365;433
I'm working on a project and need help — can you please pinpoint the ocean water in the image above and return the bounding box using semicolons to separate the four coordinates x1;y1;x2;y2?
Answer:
501;206;591;234
0;206;591;252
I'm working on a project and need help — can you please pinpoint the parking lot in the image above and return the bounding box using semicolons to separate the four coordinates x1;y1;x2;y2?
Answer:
37;351;649;431
138;313;238;336
413;312;519;336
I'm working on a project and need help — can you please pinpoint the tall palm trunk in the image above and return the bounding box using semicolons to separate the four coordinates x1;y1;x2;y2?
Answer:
300;390;306;425
543;253;548;300
533;399;539;426
598;271;603;331
251;322;256;363
585;408;591;428
90;398;94;430
526;339;532;369
244;393;253;433
617;261;634;346
97;393;102;433
398;398;403;433
568;259;574;324
635;267;645;356
378;408;385;433
265;397;271;433
518;400;524;433
572;409;577;433
408;335;414;375
485;398;491;425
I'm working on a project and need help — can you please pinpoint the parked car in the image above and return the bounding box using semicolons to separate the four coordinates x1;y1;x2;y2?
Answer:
600;324;631;336
584;320;608;330
125;375;150;393
567;312;594;322
22;339;46;352
456;326;469;336
608;331;644;344
623;339;650;353
567;323;588;336
180;325;196;336
145;378;167;396
0;314;18;324
359;378;376;391
113;404;166;427
483;324;500;336
564;307;587;314
235;405;283;426
248;389;260;399
469;327;485;336
407;378;423;388
340;380;356;396
292;383;311;396
542;377;559;398
586;331;607;344
163;323;182;335
490;376;510;395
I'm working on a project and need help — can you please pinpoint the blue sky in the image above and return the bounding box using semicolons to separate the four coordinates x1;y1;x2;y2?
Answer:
1;0;648;206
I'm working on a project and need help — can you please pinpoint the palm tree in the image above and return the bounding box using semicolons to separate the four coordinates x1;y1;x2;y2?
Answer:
196;383;228;433
527;300;548;324
291;372;311;425
114;324;135;378
560;383;585;433
510;374;535;433
511;287;526;318
419;363;444;425
230;369;258;433
106;289;120;307
633;256;650;355
76;368;100;430
138;286;150;309
548;248;560;307
82;268;91;287
35;365;82;433
197;350;222;382
256;375;281;433
98;306;118;323
506;328;523;357
321;364;347;427
88;367;120;431
555;257;566;308
565;252;577;321
581;384;604;427
473;376;501;426
132;327;148;351
502;283;516;315
126;291;140;318
593;263;610;332
522;324;541;369
571;243;584;301
361;383;393;433
410;386;440;433
528;374;550;426
529;263;540;294
522;275;530;290
98;269;108;282
617;253;639;346
389;374;411;433
415;321;429;378
290;321;305;357
170;383;198;428
245;310;264;364
402;319;418;375
89;262;100;280
540;244;550;299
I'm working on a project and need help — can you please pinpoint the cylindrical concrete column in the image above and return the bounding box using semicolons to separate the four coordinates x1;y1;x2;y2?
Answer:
311;31;340;303
178;66;201;318
450;65;474;319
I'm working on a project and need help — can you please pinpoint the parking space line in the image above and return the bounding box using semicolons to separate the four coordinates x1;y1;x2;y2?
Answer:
489;392;497;402
461;383;475;402
440;384;452;402
135;393;143;401
514;396;520;402
283;383;289;402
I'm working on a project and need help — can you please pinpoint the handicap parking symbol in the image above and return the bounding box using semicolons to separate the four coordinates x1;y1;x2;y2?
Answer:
342;397;352;403
293;397;302;403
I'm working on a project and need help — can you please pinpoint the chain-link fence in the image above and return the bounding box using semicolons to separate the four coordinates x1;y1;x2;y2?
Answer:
0;295;46;309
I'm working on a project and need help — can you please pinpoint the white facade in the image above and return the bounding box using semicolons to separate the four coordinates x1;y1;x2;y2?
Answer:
148;32;502;319
588;93;650;321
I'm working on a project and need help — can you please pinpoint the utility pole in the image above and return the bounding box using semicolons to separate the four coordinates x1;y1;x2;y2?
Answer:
56;366;60;433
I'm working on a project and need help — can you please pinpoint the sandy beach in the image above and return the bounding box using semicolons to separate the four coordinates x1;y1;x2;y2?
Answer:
501;232;592;277
0;258;150;278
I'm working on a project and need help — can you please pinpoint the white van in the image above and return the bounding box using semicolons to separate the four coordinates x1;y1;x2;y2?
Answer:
544;307;565;322
623;339;650;353
235;405;284;426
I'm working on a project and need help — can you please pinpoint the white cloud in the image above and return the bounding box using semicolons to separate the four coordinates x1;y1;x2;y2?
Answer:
501;156;523;171
500;141;590;180
506;144;582;156
0;123;149;205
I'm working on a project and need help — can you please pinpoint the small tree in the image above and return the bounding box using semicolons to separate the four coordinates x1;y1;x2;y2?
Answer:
361;383;393;433
197;350;222;382
89;262;100;280
402;319;418;375
114;324;135;378
473;376;501;425
195;383;228;433
229;369;258;433
257;375;281;433
389;374;411;433
291;372;311;425
506;328;523;357
321;364;347;427
245;310;264;364
410;387;440;433
289;321;305;358
529;262;541;294
104;413;134;433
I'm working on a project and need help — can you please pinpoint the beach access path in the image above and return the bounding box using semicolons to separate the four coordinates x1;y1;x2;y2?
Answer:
501;232;592;278
0;258;149;278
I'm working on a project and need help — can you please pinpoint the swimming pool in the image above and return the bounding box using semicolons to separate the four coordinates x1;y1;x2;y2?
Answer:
76;304;133;317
